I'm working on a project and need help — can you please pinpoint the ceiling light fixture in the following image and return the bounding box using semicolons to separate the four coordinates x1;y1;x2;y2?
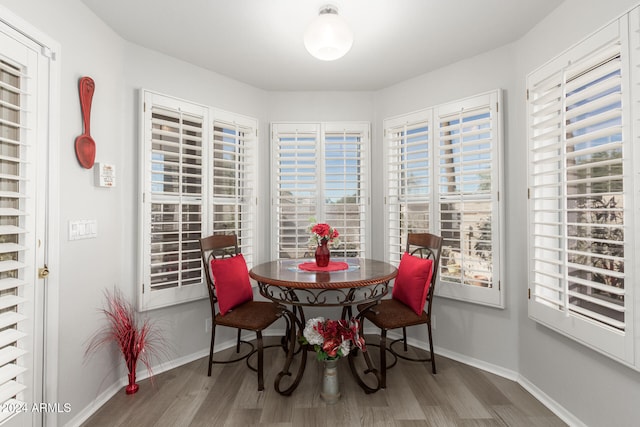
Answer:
304;5;353;61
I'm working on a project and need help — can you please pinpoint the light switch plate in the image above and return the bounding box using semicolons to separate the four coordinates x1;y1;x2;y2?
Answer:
69;220;97;240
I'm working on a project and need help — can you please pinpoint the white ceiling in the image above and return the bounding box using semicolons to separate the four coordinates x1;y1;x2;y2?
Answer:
82;0;564;91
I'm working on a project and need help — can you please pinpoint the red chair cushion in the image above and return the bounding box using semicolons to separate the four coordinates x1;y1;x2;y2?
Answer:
210;254;254;316
392;252;434;315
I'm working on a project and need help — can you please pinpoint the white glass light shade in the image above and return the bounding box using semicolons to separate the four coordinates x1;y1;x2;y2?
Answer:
304;7;353;61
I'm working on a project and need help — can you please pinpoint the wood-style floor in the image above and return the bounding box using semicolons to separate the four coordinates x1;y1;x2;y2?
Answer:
81;336;566;426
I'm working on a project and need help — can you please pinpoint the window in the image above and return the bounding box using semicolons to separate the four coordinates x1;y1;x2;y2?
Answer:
139;91;257;311
385;90;504;307
271;122;370;259
527;12;639;368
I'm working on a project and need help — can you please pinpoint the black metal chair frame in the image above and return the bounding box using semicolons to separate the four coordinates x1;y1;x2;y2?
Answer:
200;234;284;391
358;233;443;388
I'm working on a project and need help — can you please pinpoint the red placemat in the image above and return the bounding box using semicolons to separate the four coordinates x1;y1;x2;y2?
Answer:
298;261;349;272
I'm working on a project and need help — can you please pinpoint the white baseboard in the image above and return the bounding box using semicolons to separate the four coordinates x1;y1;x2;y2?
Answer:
64;379;125;427
66;328;583;427
64;339;228;427
433;345;519;381
517;375;586;427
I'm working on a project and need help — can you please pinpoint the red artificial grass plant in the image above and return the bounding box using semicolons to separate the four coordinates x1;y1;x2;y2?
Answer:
85;288;164;394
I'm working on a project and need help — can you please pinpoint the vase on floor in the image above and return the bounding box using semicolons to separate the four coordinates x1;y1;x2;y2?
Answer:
315;239;330;267
320;359;340;404
126;361;139;394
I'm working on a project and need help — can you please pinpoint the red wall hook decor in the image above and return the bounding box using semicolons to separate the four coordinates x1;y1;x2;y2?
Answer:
75;76;96;169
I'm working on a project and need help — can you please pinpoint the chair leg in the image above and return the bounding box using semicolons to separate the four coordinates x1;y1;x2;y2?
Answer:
208;324;216;377
380;329;387;389
427;322;436;374
256;330;264;391
402;327;408;352
236;328;242;353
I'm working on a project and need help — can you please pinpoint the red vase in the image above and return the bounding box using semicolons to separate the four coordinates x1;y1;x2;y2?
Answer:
126;360;139;394
126;371;139;394
315;240;330;267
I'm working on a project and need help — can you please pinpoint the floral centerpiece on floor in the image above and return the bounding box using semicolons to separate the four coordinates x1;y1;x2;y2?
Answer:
300;317;366;361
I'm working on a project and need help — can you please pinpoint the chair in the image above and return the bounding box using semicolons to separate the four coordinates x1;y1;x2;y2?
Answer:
199;234;283;390
356;233;442;388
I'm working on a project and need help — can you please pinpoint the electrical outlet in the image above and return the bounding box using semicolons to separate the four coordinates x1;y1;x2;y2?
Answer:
205;317;212;333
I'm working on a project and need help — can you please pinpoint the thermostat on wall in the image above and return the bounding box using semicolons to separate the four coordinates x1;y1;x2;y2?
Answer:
94;162;116;187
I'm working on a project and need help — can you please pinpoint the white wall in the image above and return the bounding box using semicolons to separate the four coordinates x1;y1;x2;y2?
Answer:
516;1;640;426
0;1;268;425
374;44;520;372
0;0;128;424
264;91;375;263
2;0;640;426
375;1;640;425
120;43;271;373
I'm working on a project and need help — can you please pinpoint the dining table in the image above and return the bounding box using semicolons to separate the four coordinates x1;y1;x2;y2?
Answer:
249;257;398;395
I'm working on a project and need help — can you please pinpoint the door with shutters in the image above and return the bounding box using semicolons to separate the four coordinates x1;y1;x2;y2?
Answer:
0;16;54;427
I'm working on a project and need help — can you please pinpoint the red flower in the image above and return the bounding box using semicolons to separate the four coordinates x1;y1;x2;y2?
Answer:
309;221;340;246
312;223;331;238
322;339;341;357
302;317;366;360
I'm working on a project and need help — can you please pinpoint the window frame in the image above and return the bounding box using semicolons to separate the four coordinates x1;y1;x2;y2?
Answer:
138;90;258;311
384;90;504;308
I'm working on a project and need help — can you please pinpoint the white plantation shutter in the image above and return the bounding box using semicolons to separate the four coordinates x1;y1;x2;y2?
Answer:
529;68;565;313
630;7;640;371
0;30;39;425
140;92;209;310
434;92;502;307
272;123;319;259
149;107;204;289
527;14;638;367
565;46;625;329
385;113;431;264
271;122;370;259
323;124;369;258
211;114;257;266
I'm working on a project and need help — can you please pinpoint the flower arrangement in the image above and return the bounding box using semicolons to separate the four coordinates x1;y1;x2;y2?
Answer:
300;317;366;361
85;288;165;394
308;218;340;247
